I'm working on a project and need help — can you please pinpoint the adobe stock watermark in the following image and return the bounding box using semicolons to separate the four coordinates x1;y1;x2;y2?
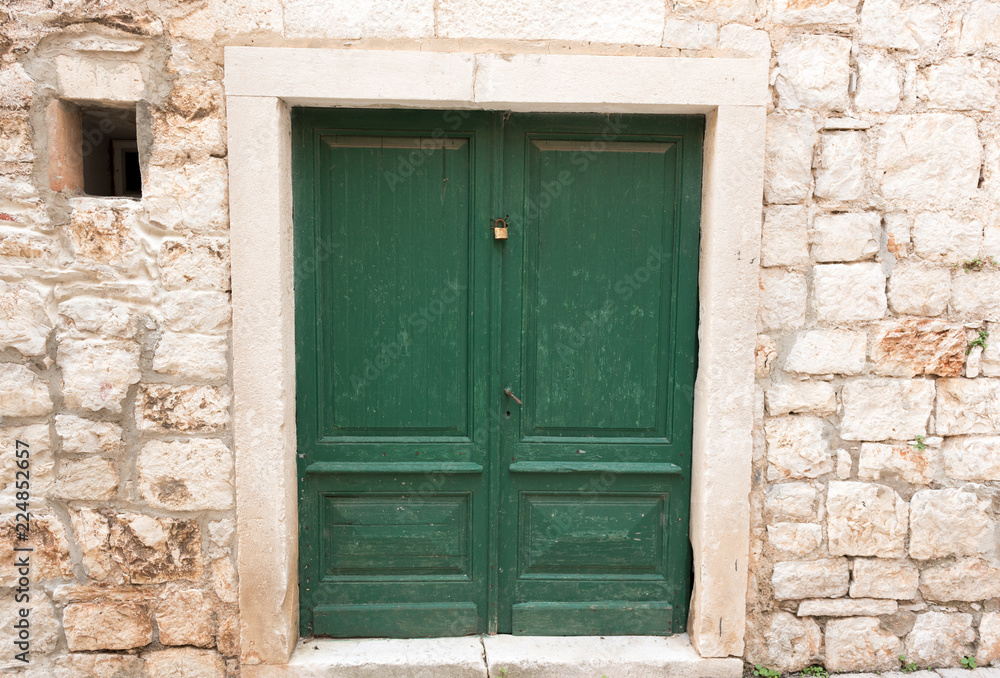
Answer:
10;438;32;664
556;246;667;364
349;277;467;391
383;111;474;191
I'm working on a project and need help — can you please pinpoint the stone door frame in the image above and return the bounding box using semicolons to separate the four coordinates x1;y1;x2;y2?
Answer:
223;46;767;666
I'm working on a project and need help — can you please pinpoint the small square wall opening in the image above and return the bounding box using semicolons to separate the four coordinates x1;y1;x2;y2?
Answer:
79;104;141;198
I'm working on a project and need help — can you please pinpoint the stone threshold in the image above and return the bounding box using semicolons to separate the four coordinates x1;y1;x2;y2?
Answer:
242;634;743;678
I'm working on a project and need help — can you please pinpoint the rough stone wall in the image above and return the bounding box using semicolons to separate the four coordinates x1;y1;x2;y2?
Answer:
0;0;999;675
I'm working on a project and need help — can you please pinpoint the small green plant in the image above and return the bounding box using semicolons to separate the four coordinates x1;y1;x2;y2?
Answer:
961;655;977;669
753;664;781;678
912;434;927;451
498;669;508;677
802;665;828;677
961;256;998;272
968;329;989;355
899;654;918;673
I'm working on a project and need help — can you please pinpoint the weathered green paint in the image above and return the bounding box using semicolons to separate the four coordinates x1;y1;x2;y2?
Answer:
293;109;703;638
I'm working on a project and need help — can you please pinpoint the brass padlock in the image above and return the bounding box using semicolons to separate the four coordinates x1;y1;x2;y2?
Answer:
493;216;509;240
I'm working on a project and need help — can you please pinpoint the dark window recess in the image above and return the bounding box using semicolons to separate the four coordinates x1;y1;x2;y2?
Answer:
80;105;141;198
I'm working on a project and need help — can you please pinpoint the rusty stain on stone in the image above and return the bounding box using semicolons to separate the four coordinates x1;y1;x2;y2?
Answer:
874;318;967;377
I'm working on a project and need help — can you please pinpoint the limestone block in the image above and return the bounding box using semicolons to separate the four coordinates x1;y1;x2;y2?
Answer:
437;0;663;44
767;522;822;556
871;319;966;377
854;52;903;113
765;112;815;204
144;647;225;678
886;212;911;257
988;138;1000;206
861;0;943;50
748;611;821;673
813;263;887;323
772;558;850;599
912;212;982;264
826;481;907;557
69;508;120;584
814;133;866;201
943;436;1000;480
761;205;809;267
919;558;1000;602
0;593;60;657
757;334;778;377
978;612;1000;666
936;378;1000;435
952;271;1000;321
54;457;118;501
56;415;124;457
137;439;234;511
825;617;902;673
0;176;48;230
0;228;56;263
0;113;31;162
836;449;852;479
0;281;52;356
765;381;836;416
156;587;215;647
150;105;226;167
758;269;806;331
0;64;33;110
50;653;145;678
134;384;231;433
876;115;981;202
0;514;73;585
985;322;1000;376
776;34;851;111
769;0;860;24
153;332;228;381
55;55;144;102
63;600;153;651
905;612;974;668
797;599;897;617
888;263;950;317
57;296;135;338
67;198;143;269
58;339;140;413
109;512;203;584
850;558;919;599
0;364;52;417
909;488;992;559
217;613;239;657
858;443;938;485
144;158;228;234
0;424;53;511
717;24;771;58
661;18;718;49
211;556;237;603
959;0;1000;52
160;290;231;333
840;379;934;441
785;330;866;375
208;519;235;553
918;58;998;111
811;212;879;263
765;482;818;522
765;416;834;480
158;236;230;291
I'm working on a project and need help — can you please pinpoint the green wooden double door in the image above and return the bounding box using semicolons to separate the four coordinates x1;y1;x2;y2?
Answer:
294;109;703;638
